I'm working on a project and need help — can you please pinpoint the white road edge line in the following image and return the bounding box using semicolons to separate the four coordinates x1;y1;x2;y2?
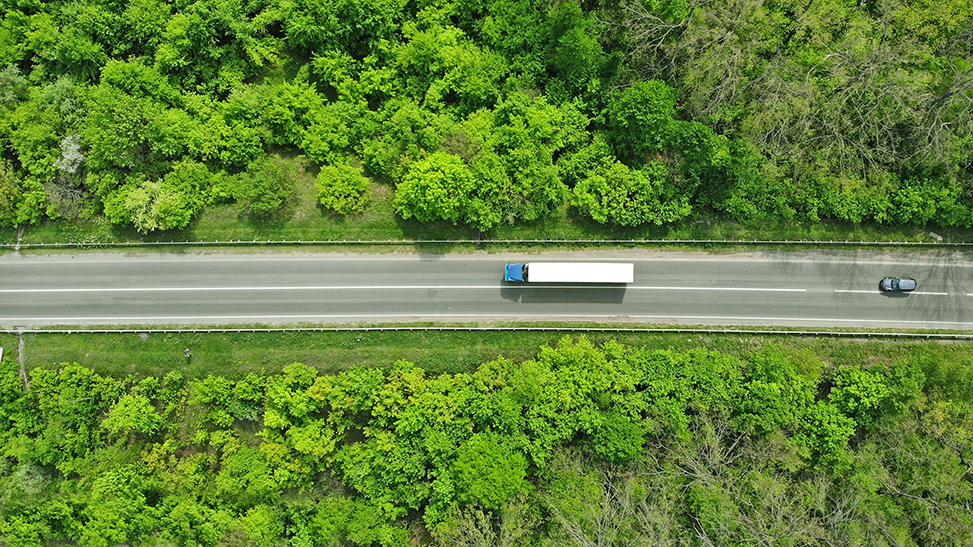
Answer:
5;313;973;327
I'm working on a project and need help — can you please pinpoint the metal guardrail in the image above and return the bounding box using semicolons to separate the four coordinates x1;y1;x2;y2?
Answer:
1;237;972;248
4;326;972;339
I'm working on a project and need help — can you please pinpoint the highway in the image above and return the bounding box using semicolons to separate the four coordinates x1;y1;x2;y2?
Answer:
1;249;972;329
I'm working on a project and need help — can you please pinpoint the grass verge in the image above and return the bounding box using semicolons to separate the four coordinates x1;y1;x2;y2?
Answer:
13;326;973;388
3;156;968;247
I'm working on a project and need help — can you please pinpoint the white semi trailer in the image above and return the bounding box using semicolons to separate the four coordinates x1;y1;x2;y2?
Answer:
503;262;634;283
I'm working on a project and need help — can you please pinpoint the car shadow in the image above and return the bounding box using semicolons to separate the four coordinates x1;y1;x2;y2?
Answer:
501;284;628;304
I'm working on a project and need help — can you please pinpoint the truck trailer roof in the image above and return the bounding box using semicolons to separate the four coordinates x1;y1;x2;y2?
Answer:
525;262;634;283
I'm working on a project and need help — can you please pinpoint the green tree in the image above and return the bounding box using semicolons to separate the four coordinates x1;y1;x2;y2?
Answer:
796;401;857;471
573;160;691;226
543;0;608;100
362;98;451;182
218;120;267;168
392;19;507;114
487;93;571;224
81;466;157;546
452;433;529;510
100;59;181;107
439;94;580;229
215;447;280;511
6;93;61;187
154;0;274;93
827;363;922;432
102;393;162;437
304;494;356;546
273;0;403;59
234;156;293;218
260;363;331;489
475;0;547;83
608;80;676;164
121;0;171;56
110;177;195;233
189;375;236;427
394;151;476;225
258;81;326;147
317;160;371;214
302;103;351;165
589;412;645;465
433;494;538;547
24;364;123;469
733;346;817;435
81;85;163;176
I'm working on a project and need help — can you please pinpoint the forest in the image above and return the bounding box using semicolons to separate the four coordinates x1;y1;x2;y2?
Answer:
3;1;973;544
1;336;973;545
0;0;970;234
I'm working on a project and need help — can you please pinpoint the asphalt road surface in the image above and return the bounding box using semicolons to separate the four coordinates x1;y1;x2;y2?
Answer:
1;249;972;329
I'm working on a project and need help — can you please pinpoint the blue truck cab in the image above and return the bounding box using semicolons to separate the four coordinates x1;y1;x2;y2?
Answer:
504;263;526;282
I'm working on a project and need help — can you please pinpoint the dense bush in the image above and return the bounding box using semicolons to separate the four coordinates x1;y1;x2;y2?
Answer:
1;0;968;232
316;161;372;215
234;157;293;218
1;337;970;545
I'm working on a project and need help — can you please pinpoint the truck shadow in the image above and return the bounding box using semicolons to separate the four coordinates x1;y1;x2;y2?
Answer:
500;284;628;304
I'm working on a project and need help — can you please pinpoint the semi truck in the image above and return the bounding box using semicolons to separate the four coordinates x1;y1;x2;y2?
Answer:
503;262;634;283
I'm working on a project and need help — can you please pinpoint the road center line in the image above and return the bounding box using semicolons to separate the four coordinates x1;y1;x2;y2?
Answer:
835;289;949;295
628;286;805;292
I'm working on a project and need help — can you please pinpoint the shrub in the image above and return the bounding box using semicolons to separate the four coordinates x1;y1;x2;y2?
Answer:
317;161;371;215
235;157;293;217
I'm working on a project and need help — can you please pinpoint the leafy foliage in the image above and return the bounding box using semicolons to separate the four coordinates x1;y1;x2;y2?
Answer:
452;433;529;510
0;0;970;233
1;338;972;545
573;160;691;226
102;393;162;437
317;161;372;215
394;151;476;225
234;157;293;218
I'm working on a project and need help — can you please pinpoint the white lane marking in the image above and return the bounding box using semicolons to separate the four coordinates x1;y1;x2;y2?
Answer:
836;289;949;295
629;286;805;292
0;285;804;293
3;313;973;327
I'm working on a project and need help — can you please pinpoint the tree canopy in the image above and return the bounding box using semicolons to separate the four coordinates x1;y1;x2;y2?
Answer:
2;337;972;545
0;0;969;232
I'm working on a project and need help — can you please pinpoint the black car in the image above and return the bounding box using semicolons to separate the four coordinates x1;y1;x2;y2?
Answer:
879;277;917;292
